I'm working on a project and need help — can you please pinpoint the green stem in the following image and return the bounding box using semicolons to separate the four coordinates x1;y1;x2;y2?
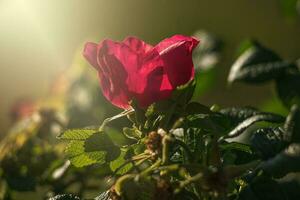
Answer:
174;139;194;163
99;109;134;131
162;135;171;165
113;155;151;176
139;158;162;176
223;160;261;180
174;172;204;194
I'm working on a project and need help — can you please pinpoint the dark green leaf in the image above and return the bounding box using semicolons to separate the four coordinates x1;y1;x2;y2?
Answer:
276;72;300;108
220;142;253;154
49;194;80;200
186;113;231;134
224;114;285;139
185;102;212;115
228;42;295;84
284;105;300;142
220;107;261;125
220;142;255;165
238;176;287;200
259;143;300;178
250;127;287;160
94;191;110;200
172;79;196;106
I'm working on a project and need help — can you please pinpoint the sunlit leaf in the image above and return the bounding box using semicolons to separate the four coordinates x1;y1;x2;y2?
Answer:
58;129;96;140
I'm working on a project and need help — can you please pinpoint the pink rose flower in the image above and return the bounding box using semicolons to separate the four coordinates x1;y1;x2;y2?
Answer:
83;35;199;109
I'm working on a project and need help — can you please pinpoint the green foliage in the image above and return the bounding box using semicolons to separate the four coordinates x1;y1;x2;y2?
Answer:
228;40;300;110
60;129;121;167
276;73;300;108
224;114;285;139
284;105;300;142
228;41;295;84
251;127;288;160
49;194;81;200
3;37;300;200
57;53;300;199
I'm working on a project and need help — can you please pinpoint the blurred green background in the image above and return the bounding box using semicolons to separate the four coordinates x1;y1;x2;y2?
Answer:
1;0;300;135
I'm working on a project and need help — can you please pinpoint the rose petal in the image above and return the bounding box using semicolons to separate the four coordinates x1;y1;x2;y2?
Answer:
134;49;173;107
123;36;153;55
98;71;130;109
83;42;98;70
96;40;134;108
155;35;199;87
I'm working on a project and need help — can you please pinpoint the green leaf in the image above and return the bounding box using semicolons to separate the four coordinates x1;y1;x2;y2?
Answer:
259;143;300;178
64;132;121;167
172;79;196;106
186;113;231;134
276;72;300;108
65;140;107;167
110;150;133;175
84;133;121;161
224;114;285;139
58;129;96;140
145;100;172;117
185;102;212;115
238;176;287;200
250;127;287;160
284;105;300;142
220;142;255;165
228;42;295;84
220;106;261;125
94;191;110;200
104;126;131;146
220;142;253;154
130;100;147;126
49;194;81;200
